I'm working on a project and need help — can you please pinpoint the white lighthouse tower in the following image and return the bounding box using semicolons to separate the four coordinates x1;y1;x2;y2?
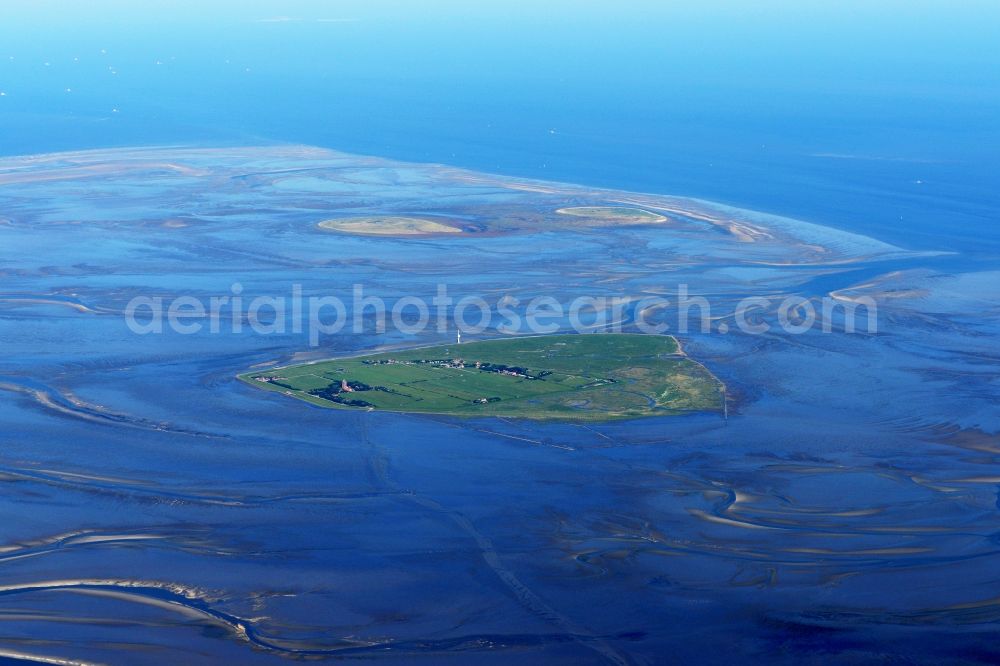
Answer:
456;329;462;345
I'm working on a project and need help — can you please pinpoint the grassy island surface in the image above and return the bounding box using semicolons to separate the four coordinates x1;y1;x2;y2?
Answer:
240;334;722;421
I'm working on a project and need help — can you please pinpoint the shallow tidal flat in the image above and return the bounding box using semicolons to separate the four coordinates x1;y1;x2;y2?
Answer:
0;146;998;664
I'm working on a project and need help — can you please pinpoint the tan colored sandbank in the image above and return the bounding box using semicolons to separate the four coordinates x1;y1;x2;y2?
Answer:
556;206;668;224
318;216;461;236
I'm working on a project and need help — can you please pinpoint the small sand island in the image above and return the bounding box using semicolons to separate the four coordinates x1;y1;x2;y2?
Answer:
556;206;668;225
240;334;722;421
318;216;461;236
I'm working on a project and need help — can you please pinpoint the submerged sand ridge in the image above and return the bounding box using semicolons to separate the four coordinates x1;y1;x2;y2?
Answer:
0;144;914;264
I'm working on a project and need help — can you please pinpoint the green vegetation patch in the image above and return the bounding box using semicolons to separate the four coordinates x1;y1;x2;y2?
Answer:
239;334;722;421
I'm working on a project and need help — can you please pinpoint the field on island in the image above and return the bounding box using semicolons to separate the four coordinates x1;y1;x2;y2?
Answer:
239;334;722;421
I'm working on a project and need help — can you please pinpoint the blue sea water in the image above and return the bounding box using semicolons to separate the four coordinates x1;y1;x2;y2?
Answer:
1;0;998;254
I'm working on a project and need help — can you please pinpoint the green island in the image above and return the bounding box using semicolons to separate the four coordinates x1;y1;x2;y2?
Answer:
239;334;722;421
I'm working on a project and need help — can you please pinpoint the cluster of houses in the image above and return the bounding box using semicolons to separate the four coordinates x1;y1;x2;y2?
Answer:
362;356;537;379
